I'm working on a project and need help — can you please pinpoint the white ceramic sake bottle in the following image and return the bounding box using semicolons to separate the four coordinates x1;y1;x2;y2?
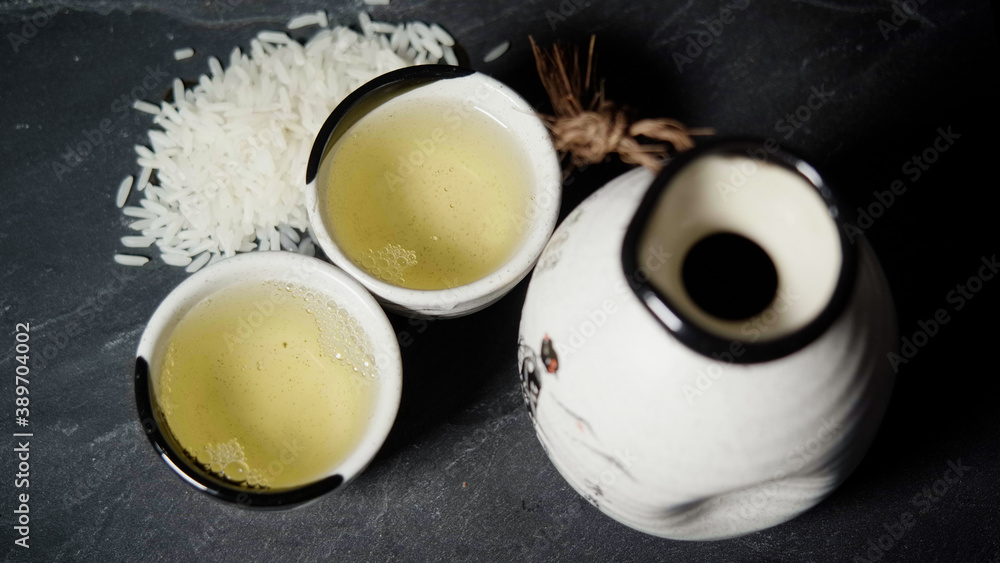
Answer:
517;140;896;540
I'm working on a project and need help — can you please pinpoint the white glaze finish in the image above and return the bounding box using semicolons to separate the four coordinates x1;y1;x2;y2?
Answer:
518;167;896;540
136;252;403;491
306;72;561;318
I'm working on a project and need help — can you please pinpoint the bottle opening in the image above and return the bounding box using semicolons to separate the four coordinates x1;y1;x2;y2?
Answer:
682;232;778;321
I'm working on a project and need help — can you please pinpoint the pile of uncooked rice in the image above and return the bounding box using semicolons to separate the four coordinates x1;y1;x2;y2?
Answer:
114;11;457;272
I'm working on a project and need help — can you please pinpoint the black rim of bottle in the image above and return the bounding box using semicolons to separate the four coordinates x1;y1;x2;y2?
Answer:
620;138;859;364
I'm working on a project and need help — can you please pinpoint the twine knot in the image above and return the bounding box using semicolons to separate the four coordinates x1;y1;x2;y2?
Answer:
531;36;712;174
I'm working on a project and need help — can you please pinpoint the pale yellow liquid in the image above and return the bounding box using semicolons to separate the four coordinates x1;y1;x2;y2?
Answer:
324;99;531;289
154;281;375;491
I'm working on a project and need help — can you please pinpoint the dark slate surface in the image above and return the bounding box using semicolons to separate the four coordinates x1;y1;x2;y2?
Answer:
1;0;998;561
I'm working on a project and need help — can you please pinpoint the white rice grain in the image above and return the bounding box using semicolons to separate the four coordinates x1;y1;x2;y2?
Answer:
137;166;152;191
115;175;133;208
148;129;175;149
288;13;320;29
157;243;187;255
258;30;293;45
122;205;155;219
134;145;154;160
184;241;214;257
185;252;212;273
279;233;298;252
411;21;432;38
114;254;149;266
363;0;390;5
173;47;195;60
443;45;458;66
132;100;161;115
121;235;156;247
140;199;169;216
415;26;443;59
389;26;405;51
299;241;316;256
172;78;184;104
429;23;454;47
208;56;224;78
405;25;422;55
278;223;301;243
358;12;373;37
370;21;397;34
268;228;281;253
483;40;510;63
161;253;193;267
177;229;206;241
147;186;169;203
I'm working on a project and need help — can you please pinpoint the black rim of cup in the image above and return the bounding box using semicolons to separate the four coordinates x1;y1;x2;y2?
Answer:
305;64;474;185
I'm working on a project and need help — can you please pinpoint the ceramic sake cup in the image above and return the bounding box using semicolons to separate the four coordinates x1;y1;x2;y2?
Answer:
133;252;402;509
518;139;897;539
305;65;561;318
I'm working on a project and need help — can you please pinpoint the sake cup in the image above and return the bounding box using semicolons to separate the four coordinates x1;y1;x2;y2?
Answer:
305;65;561;318
133;252;402;509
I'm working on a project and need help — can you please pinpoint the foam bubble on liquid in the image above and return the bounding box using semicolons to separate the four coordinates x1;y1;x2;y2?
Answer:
157;343;178;418
199;437;271;488
359;243;417;285
266;280;378;379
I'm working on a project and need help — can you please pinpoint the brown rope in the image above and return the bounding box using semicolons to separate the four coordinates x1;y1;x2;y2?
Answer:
530;35;712;174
